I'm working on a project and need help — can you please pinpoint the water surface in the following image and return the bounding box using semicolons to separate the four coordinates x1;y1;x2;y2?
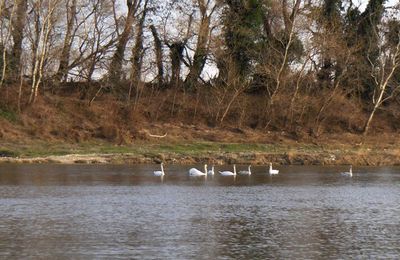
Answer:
0;164;399;259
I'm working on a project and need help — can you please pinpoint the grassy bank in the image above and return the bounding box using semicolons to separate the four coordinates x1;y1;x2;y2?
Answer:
0;141;316;158
1;140;400;166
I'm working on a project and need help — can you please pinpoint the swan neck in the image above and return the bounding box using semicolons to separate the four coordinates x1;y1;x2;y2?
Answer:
161;164;164;173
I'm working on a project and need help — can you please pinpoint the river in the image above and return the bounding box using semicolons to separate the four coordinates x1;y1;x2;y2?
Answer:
0;164;399;259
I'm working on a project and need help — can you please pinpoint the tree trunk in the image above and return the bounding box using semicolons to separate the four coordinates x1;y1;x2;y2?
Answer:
30;5;40;81
108;1;137;84
168;42;185;88
363;105;378;136
56;0;76;82
9;0;27;81
150;25;164;87
0;0;12;87
184;9;210;89
130;0;148;99
166;13;192;88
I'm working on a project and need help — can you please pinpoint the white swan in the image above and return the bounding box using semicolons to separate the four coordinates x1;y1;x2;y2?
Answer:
153;163;165;176
208;165;215;176
341;165;353;177
219;164;237;176
239;165;251;175
189;164;207;176
269;163;279;175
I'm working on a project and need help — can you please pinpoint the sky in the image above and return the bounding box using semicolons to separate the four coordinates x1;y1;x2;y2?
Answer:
356;0;397;10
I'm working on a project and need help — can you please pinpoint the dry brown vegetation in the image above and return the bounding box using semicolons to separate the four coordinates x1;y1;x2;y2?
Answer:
1;81;400;149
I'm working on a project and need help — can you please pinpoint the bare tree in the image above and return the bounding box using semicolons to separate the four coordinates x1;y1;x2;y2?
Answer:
313;52;351;136
286;49;314;127
73;0;116;82
269;0;302;104
363;26;400;135
29;0;61;104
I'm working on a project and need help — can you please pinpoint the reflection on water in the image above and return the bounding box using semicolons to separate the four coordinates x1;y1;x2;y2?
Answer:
0;164;400;259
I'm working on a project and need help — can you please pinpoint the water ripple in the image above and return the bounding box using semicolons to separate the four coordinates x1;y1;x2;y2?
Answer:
0;165;400;259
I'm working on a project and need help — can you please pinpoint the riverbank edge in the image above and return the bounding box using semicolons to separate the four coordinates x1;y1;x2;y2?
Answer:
1;149;400;166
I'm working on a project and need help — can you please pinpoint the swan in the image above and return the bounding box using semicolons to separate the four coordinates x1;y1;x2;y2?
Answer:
269;163;279;175
341;165;353;177
153;163;165;176
219;164;237;176
208;165;215;176
239;165;251;175
189;164;207;176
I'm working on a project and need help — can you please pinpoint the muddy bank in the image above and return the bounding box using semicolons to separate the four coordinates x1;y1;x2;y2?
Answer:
1;150;400;166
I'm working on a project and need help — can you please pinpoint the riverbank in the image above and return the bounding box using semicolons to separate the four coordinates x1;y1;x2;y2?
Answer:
1;139;400;166
1;89;400;166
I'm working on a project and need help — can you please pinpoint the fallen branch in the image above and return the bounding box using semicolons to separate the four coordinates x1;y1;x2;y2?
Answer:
143;129;167;138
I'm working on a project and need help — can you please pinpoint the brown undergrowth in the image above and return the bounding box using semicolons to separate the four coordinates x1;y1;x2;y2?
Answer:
0;82;399;149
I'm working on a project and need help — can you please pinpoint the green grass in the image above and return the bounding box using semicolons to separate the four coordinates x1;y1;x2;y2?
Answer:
82;142;304;155
0;149;19;157
0;107;18;123
0;141;346;159
147;143;271;155
4;144;72;157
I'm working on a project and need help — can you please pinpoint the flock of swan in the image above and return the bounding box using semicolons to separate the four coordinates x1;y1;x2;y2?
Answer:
154;163;353;178
154;163;280;177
